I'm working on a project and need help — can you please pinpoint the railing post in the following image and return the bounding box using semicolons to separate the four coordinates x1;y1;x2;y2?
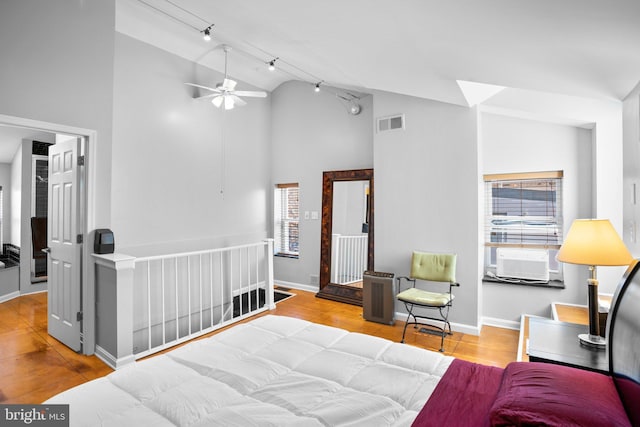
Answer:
264;238;276;309
93;253;136;369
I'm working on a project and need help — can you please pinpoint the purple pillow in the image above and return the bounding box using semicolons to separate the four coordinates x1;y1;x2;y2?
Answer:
489;362;630;427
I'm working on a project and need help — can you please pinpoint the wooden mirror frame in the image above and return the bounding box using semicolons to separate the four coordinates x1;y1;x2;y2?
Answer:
316;168;374;306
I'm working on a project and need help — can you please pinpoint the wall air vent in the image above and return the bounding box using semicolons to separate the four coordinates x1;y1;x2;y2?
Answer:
376;114;405;133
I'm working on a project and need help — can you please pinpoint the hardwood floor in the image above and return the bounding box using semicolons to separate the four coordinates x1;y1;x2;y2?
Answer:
0;288;519;404
0;292;112;404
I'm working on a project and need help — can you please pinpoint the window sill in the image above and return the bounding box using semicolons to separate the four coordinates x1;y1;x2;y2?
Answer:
275;253;299;260
482;275;565;289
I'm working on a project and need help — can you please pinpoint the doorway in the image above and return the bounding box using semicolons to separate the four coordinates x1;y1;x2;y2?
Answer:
0;113;97;355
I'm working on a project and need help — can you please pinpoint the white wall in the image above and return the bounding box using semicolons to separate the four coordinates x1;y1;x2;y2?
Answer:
0;164;10;246
270;81;373;287
18;140;32;293
0;0;115;230
10;144;22;246
484;89;625;293
622;81;640;258
481;113;593;323
373;90;480;330
111;34;272;256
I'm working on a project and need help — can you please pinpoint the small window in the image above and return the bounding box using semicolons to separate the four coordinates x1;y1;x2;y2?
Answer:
274;183;299;258
484;171;563;281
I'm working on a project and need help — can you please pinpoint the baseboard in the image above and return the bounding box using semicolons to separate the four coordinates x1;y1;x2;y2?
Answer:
95;345;136;370
482;316;521;331
274;280;318;293
394;311;481;336
0;291;20;304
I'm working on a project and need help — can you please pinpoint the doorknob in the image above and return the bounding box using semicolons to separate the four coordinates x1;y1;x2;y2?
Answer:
42;247;51;254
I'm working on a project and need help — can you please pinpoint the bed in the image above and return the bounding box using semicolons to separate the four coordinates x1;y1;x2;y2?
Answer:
46;261;640;426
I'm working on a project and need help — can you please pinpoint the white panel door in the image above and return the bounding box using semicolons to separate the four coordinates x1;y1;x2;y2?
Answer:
47;138;82;351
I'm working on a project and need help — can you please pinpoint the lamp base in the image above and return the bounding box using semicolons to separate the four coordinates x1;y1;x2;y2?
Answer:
578;333;606;349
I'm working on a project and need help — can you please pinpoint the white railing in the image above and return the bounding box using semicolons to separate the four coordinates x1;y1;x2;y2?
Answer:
332;234;368;285
131;240;274;359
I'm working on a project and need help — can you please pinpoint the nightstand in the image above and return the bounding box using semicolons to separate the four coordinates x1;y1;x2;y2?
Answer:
527;316;608;374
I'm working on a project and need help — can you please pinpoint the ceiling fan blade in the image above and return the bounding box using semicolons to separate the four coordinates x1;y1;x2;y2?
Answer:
232;90;268;98
221;78;237;91
195;93;219;100
229;95;247;107
185;82;221;93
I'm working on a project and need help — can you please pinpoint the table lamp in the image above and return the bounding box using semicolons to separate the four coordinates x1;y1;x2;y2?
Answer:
557;219;632;348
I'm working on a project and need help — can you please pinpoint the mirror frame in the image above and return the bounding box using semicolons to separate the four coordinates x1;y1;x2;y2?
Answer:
317;168;374;306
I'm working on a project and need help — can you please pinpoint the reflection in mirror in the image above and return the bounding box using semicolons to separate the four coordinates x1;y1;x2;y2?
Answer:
331;180;369;287
317;168;373;306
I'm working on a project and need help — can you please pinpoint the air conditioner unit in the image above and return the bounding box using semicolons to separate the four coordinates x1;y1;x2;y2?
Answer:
363;271;395;325
496;248;549;282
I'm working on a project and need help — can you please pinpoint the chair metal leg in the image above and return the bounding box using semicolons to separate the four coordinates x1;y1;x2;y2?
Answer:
400;303;415;343
400;302;454;352
437;305;452;352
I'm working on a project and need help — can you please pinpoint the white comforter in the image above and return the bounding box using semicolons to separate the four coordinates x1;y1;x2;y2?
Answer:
46;315;453;426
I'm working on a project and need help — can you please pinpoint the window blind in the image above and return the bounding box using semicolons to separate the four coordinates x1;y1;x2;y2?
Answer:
484;171;563;249
274;183;299;257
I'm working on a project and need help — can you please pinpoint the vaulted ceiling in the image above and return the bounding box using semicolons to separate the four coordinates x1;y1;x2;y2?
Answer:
116;0;640;106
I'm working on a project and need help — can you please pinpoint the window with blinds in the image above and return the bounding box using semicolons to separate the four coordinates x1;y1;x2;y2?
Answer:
274;183;299;258
484;171;563;275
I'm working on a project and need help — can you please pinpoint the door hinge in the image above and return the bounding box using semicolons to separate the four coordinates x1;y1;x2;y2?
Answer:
77;311;83;322
77;234;83;244
77;155;85;166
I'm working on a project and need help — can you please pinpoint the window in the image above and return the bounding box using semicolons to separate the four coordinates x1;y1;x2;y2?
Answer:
274;183;299;258
484;171;563;280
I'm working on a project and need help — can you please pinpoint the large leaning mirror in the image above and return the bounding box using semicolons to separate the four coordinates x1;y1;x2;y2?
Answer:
317;169;374;306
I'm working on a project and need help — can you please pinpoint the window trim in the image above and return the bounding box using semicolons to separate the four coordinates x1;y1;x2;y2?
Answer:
274;183;300;259
483;170;564;282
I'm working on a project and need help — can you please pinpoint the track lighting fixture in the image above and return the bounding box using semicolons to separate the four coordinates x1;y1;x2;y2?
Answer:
267;57;278;71
314;82;321;93
202;24;214;41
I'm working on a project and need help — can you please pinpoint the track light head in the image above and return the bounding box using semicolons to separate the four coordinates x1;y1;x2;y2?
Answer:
267;57;278;71
314;82;321;93
202;25;213;41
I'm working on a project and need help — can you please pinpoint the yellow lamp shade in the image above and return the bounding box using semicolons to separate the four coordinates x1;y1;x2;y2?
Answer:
557;219;632;266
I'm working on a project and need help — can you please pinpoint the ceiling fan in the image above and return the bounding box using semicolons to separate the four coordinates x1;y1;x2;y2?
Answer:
186;45;267;110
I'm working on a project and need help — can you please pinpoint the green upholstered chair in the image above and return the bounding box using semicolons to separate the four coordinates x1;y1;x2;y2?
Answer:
396;251;459;352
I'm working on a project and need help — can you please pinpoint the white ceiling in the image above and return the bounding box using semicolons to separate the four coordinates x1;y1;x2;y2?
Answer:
3;0;638;159
0;126;54;163
116;0;640;106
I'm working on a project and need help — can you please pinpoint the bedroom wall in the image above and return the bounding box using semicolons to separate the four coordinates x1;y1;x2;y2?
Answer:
372;90;481;331
481;113;593;324
270;81;373;288
622;81;640;259
0;0;115;230
483;89;625;295
111;34;272;256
